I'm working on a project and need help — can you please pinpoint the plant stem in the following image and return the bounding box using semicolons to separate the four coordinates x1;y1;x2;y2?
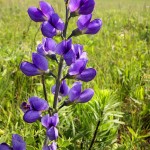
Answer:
42;74;50;146
41;75;48;101
53;57;64;110
42;75;53;116
53;0;70;110
88;120;100;150
63;0;70;39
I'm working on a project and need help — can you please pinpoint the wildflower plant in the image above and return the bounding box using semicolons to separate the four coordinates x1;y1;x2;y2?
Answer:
0;0;102;149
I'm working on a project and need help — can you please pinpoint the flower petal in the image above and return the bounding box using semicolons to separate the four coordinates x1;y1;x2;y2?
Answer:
47;127;58;141
39;1;54;19
85;19;102;34
29;96;49;111
77;14;92;30
80;51;87;60
64;49;76;66
41;21;56;38
51;13;65;31
51;113;59;127
12;134;26;150
51;84;56;94
42;146;49;150
28;7;46;22
68;59;87;75
20;62;40;76
55;40;66;55
69;82;82;102
32;53;48;71
0;143;11;150
23;110;41;123
49;142;57;150
69;0;80;12
37;43;46;56
79;0;95;15
55;39;72;55
44;38;57;52
77;88;94;103
43;142;57;150
59;80;69;96
73;44;83;58
76;68;96;82
41;114;51;128
20;102;30;113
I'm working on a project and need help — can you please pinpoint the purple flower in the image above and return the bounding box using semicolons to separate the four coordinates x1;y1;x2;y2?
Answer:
73;44;87;60
41;114;59;141
69;0;95;16
20;53;49;76
37;38;57;56
68;82;94;103
0;134;26;150
21;97;49;123
51;80;69;98
68;59;96;82
28;1;64;38
28;1;54;22
41;113;59;128
43;142;57;150
71;14;102;36
55;39;76;66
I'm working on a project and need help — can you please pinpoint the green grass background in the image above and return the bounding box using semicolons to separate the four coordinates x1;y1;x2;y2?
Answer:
0;0;150;149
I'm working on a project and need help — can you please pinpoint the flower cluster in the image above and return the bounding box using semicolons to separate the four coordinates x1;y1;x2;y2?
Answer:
28;1;64;38
0;0;102;149
0;134;26;150
21;97;49;123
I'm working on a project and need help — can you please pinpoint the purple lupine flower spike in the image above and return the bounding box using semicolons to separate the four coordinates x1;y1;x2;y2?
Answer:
0;134;26;150
43;142;57;150
69;0;95;17
21;97;49;123
20;53;49;76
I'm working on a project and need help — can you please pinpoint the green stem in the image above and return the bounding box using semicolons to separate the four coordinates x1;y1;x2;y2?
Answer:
53;57;64;110
53;0;70;110
41;75;48;101
88;120;101;150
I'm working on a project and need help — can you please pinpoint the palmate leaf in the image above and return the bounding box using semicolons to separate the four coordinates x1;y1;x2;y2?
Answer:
58;88;124;149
